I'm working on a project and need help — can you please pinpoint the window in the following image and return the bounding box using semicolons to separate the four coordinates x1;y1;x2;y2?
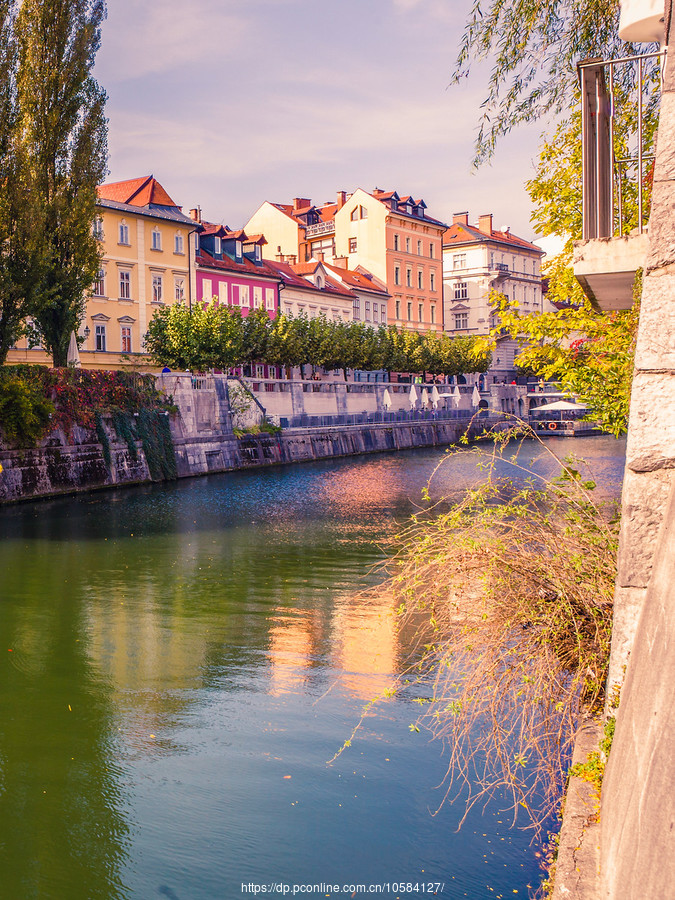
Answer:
417;270;423;290
394;265;400;285
365;300;371;321
405;237;411;253
265;288;275;311
255;245;261;261
174;233;184;254
406;268;412;288
418;303;423;322
175;278;185;302
395;299;401;320
93;217;104;240
253;287;262;309
455;312;468;330
453;253;466;270
118;221;130;245
373;303;378;323
152;274;163;303
429;243;435;259
454;281;468;300
95;324;106;351
380;303;386;322
349;238;357;253
417;240;422;255
430;272;436;292
407;301;412;322
235;240;242;258
255;365;265;378
119;270;131;299
350;207;359;221
240;285;250;307
121;326;132;353
151;229;162;251
93;268;105;297
201;278;212;302
360;205;368;219
393;234;400;251
194;233;200;255
285;305;293;315
218;282;228;304
353;296;360;319
215;236;222;255
430;305;436;324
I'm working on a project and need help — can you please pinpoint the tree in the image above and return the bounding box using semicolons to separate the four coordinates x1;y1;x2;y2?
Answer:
15;0;108;367
0;0;45;365
454;0;649;164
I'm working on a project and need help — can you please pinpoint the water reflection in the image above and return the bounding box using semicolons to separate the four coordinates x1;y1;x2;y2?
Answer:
0;437;626;899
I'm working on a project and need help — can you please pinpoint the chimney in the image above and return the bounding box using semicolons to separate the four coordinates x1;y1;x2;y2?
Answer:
293;197;311;211
332;256;349;270
478;214;493;235
315;250;324;262
276;245;284;262
453;211;469;226
337;191;347;210
189;206;202;223
501;224;511;234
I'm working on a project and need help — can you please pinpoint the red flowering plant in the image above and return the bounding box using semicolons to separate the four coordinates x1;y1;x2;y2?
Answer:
0;365;173;443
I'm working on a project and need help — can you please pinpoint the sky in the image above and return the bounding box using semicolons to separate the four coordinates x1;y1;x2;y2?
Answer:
94;0;547;241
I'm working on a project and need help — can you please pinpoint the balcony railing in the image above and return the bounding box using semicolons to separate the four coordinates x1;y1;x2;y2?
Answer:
579;50;665;239
305;220;335;238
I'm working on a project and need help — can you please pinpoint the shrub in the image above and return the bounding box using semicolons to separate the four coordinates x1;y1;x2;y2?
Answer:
0;377;54;446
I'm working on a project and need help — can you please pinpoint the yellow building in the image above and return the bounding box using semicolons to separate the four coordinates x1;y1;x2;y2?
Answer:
7;175;197;370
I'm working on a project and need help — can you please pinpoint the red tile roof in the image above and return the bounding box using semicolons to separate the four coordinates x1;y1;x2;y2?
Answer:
265;259;355;300
322;261;389;296
443;222;542;252
196;252;279;280
98;175;179;208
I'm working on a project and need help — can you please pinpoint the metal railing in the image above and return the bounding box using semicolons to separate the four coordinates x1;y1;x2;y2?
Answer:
274;408;477;430
579;50;665;239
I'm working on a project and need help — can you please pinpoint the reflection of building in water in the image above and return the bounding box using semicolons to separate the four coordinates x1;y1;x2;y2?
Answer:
268;610;321;697
333;597;398;700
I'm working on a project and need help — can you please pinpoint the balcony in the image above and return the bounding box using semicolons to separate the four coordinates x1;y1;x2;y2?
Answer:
573;51;664;310
305;220;335;238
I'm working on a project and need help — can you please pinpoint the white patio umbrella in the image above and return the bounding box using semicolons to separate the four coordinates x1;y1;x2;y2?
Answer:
472;384;481;406
408;383;418;409
453;384;461;408
421;387;430;407
67;331;81;367
431;385;440;409
382;388;392;410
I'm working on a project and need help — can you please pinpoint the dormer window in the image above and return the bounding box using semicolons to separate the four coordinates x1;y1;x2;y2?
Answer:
215;236;222;255
151;228;162;251
118;220;129;245
316;275;324;289
235;240;243;258
255;244;261;262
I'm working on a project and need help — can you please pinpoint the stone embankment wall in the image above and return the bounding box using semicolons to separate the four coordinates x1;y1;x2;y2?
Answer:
0;373;493;504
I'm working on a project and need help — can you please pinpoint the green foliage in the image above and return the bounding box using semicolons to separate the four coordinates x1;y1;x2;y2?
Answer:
569;716;616;798
453;0;649;164
94;410;111;468
0;375;54;445
112;410;139;463
484;283;640;436
135;409;177;482
146;304;491;379
13;0;108;367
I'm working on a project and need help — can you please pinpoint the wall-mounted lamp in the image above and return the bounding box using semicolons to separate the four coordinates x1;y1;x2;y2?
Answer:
83;326;90;339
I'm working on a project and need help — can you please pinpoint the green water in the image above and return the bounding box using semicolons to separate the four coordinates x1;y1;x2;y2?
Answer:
0;437;626;900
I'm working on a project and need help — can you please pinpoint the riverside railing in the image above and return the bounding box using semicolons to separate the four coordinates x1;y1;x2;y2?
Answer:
273;408;476;430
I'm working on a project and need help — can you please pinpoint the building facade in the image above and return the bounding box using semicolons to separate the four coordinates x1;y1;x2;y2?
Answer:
7;175;197;370
245;188;445;334
442;212;545;380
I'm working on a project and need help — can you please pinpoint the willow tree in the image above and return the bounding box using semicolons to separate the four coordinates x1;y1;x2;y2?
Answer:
15;0;108;367
455;0;647;164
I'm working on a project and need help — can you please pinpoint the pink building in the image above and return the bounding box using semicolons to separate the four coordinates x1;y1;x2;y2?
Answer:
193;217;281;319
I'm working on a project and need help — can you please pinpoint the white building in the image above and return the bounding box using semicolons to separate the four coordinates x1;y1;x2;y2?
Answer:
443;212;545;381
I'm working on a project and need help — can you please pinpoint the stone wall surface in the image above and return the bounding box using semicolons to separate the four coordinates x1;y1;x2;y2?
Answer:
600;481;675;900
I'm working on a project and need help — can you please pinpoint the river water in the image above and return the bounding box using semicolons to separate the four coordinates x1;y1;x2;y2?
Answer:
0;436;626;900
